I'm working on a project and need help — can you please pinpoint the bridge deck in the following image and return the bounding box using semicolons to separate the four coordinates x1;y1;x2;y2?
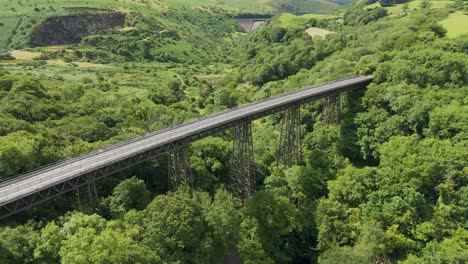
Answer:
0;76;373;214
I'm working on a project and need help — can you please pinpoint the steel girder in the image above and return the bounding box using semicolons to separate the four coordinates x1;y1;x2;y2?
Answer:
0;141;184;219
278;105;302;168
230;121;256;200
168;145;192;190
86;176;101;212
72;176;101;213
0;122;238;219
322;94;341;124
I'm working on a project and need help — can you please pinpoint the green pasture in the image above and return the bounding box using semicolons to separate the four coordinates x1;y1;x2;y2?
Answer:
278;13;337;28
163;0;275;12
440;11;468;37
366;0;454;14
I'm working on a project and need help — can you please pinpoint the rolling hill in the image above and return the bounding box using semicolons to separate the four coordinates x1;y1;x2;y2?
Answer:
0;0;352;49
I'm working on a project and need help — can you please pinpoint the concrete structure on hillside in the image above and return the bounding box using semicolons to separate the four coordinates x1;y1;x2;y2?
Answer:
235;18;269;32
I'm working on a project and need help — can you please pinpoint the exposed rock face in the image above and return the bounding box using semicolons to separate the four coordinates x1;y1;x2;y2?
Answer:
30;12;126;46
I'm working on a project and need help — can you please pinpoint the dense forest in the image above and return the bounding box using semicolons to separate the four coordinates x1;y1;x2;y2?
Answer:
0;0;467;263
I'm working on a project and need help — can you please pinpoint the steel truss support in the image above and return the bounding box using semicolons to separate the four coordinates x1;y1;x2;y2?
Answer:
86;176;101;212
322;94;340;124
230;121;256;200
278;105;302;168
168;145;192;190
74;176;101;212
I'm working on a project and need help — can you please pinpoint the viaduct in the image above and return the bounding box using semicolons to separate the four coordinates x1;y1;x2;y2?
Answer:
0;76;373;219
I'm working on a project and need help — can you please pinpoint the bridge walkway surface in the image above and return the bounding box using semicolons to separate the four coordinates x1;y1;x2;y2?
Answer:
0;75;373;219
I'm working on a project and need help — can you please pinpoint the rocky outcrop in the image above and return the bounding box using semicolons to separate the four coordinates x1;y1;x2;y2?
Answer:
30;12;126;46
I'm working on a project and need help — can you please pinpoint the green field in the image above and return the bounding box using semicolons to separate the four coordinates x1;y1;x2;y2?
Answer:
365;0;468;38
278;13;337;28
366;0;454;14
440;11;468;37
161;0;344;14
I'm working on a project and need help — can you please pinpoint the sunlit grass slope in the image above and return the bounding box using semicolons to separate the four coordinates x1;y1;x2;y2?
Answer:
440;11;468;37
278;13;337;28
366;0;453;14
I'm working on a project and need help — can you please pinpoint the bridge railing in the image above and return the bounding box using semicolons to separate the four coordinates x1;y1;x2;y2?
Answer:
0;75;370;187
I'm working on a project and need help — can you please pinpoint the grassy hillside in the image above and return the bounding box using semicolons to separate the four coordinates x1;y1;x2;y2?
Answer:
440;11;468;37
363;0;468;38
278;12;337;28
161;0;347;14
0;0;352;49
365;0;454;14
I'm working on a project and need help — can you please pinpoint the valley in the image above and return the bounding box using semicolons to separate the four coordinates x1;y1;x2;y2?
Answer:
0;0;467;263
